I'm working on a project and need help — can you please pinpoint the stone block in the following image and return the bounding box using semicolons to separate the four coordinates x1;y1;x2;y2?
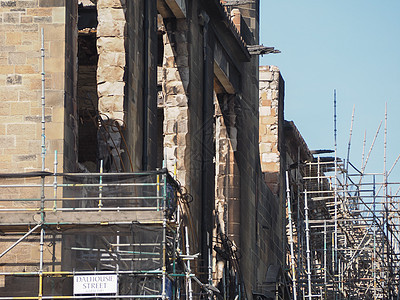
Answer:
163;43;174;58
97;81;125;97
49;71;63;89
1;1;17;7
270;80;279;90
164;119;176;134
45;89;63;107
33;16;52;23
52;107;63;121
27;8;52;16
177;119;187;133
15;154;36;161
43;23;64;41
18;90;38;102
0;136;16;147
98;95;123;113
46;138;63;153
44;57;65;73
97;37;124;53
52;7;65;23
0;45;16;53
111;111;123;122
260;99;271;107
0;102;10;115
164;146;176;160
97;66;124;83
7;123;36;136
164;106;180;119
165;67;179;82
3;12;20;24
15;0;37;8
262;162;279;174
97;0;125;8
45;121;63;139
259;106;271;116
97;20;125;37
6;32;21;45
165;81;186;96
15;64;35;73
20;15;33;23
98;51;125;67
6;74;22;85
26;76;41;89
30;107;52;116
8;51;26;64
259;142;272;154
10;101;30;114
39;0;65;7
98;6;125;21
0;65;14;73
24;115;52;122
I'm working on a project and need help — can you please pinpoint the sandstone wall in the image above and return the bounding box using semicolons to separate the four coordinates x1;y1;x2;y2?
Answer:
96;0;125;124
0;0;73;296
259;65;285;195
0;0;73;173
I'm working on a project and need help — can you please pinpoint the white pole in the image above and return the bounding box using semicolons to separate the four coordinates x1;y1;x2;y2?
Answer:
305;190;312;299
185;227;193;300
286;171;297;300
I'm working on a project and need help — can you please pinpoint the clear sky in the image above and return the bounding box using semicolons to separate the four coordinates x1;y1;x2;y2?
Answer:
259;1;400;185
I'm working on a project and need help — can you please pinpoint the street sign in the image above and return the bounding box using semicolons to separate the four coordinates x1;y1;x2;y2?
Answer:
73;274;118;295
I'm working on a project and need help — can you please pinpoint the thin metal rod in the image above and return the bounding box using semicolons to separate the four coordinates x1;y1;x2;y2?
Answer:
373;175;377;300
360;121;382;179
39;227;44;299
323;221;327;299
98;160;103;210
286;171;297;300
41;27;46;172
361;130;366;170
53;150;58;210
383;102;390;297
162;172;167;300
40;29;46;300
305;190;312;299
0;295;165;299
333;90;338;277
345;104;355;175
185;226;193;300
0;224;41;258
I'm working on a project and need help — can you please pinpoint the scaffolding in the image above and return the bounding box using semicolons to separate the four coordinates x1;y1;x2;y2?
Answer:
285;103;400;299
0;167;218;299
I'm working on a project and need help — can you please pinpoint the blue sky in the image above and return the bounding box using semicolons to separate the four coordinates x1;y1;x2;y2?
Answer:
259;1;400;185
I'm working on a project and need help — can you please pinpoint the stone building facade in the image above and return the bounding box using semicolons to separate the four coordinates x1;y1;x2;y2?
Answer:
0;0;300;299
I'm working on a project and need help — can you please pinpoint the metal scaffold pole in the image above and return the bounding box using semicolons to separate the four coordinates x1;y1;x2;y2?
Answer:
324;221;327;299
162;171;167;300
185;227;193;300
286;171;297;300
39;27;46;300
333;90;338;286
305;190;312;299
373;175;377;300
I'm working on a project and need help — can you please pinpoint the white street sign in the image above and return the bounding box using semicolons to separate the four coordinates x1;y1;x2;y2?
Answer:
74;274;118;295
